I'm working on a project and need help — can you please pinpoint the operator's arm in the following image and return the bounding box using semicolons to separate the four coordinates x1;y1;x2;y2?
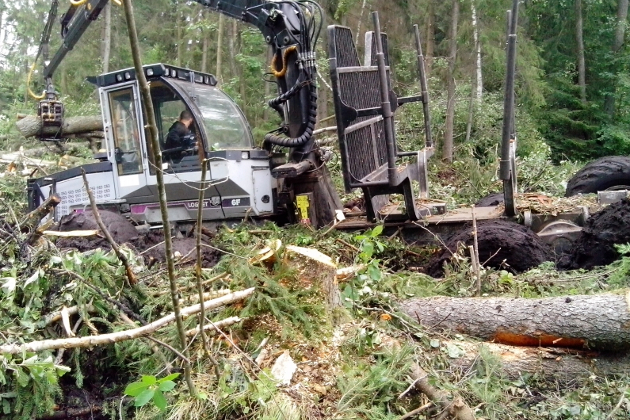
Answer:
165;123;187;150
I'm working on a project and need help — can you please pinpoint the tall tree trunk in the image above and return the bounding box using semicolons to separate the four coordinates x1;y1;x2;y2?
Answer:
466;0;482;143
176;12;183;67
604;0;629;115
0;8;4;52
355;0;369;46
443;0;459;162
575;0;587;103
263;46;272;122
471;0;482;101
425;0;435;76
228;20;238;80
216;13;224;83
318;75;329;124
201;11;209;73
100;2;112;74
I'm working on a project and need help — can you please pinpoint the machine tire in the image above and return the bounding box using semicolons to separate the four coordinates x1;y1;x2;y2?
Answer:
426;220;553;278
56;210;138;251
475;192;504;207
565;156;630;197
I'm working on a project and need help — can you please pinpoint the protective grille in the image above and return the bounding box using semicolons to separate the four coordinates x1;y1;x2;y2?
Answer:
345;118;387;182
332;26;360;67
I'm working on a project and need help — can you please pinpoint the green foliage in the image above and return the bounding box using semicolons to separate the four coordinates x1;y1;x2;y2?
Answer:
0;354;69;419
337;339;414;419
124;373;180;412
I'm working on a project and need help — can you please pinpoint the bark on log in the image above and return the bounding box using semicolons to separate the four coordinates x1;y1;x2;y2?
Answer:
401;294;630;351
16;115;103;139
442;340;630;384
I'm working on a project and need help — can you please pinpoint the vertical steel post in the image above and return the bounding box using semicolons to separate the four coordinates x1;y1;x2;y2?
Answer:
501;0;519;216
372;11;398;187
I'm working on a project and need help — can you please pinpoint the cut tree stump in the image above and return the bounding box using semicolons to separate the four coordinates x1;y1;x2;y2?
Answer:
284;245;342;312
401;294;630;351
16;115;103;139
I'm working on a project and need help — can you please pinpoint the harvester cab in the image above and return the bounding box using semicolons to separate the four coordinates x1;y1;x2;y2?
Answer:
29;63;277;225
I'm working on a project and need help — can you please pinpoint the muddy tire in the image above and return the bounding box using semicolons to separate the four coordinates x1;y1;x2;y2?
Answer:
565;156;630;197
559;198;630;270
426;220;553;278
56;210;138;252
475;192;504;207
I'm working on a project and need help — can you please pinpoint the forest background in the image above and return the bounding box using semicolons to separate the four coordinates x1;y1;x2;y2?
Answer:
1;0;630;172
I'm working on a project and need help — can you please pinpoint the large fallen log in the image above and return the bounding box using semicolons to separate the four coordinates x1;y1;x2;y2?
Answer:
16;115;103;139
401;294;630;351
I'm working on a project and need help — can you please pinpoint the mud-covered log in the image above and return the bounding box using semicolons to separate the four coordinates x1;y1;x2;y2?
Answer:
402;294;630;351
443;340;630;383
16;115;102;139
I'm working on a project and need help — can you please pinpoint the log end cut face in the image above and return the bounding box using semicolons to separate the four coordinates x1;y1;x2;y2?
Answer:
493;329;587;348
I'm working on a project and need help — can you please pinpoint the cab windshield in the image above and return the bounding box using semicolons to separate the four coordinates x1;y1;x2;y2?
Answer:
171;80;254;150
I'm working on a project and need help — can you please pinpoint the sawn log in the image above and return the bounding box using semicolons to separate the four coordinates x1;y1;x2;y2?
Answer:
16;115;103;139
401;294;630;351
443;340;630;383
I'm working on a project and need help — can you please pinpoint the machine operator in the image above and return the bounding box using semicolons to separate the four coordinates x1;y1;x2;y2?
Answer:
164;110;195;151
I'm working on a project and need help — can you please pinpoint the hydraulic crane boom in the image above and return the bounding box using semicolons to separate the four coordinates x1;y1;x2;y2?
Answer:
40;0;320;152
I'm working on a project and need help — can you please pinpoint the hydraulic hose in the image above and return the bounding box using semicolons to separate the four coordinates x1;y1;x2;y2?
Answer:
267;77;309;120
263;82;317;149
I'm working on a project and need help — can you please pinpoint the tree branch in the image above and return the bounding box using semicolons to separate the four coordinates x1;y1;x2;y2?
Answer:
0;288;254;354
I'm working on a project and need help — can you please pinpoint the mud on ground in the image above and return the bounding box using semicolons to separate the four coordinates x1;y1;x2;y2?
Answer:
55;210;221;268
559;198;630;270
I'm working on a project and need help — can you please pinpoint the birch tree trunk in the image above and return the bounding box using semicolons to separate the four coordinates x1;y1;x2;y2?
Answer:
575;0;586;103
176;11;183;67
401;294;630;351
355;0;369;46
465;0;482;142
604;0;629;115
472;0;482;101
216;13;224;83
228;20;238;79
201;11;209;73
443;0;459;162
100;2;111;74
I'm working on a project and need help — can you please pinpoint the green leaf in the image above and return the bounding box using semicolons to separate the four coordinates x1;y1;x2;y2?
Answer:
2;399;10;415
124;382;149;397
361;242;374;259
371;225;384;236
158;373;180;383
158;380;176;392
134;388;155;407
430;339;441;348
141;375;157;385
367;264;381;281
15;369;29;387
153;389;167;411
446;343;465;359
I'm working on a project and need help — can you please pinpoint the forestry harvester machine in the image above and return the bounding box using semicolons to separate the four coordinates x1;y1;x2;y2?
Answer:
26;0;587;252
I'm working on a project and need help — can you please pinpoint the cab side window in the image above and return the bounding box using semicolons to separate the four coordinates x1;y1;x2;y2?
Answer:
109;88;143;175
